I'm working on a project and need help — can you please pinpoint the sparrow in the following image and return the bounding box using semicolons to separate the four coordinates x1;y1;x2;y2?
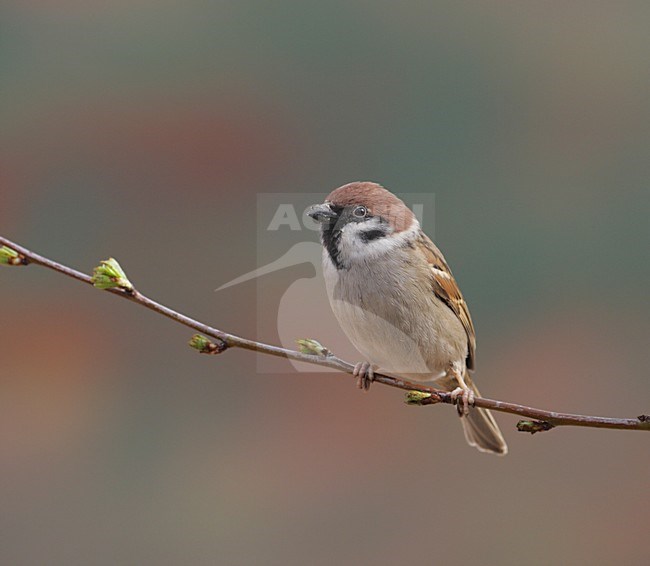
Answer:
307;181;507;455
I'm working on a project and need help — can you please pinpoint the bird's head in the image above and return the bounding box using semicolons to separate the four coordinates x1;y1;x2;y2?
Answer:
307;181;418;269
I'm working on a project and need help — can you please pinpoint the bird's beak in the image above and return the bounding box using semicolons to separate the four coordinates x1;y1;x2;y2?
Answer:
306;203;338;223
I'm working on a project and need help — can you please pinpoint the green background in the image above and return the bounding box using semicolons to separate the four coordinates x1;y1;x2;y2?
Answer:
1;2;648;564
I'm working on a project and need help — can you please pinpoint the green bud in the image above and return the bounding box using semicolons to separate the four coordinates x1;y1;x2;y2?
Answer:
0;246;26;266
296;338;329;356
189;334;227;354
91;258;133;291
516;420;554;434
404;391;433;405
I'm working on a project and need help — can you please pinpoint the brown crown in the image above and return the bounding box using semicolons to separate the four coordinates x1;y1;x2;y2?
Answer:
325;181;415;233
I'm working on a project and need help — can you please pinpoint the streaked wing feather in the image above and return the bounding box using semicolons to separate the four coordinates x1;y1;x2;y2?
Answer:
417;233;476;370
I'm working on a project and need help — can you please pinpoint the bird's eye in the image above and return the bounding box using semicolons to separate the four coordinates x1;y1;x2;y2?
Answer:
353;206;368;218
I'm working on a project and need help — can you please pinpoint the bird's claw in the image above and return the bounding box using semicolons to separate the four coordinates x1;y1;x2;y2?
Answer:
450;386;475;416
353;362;375;391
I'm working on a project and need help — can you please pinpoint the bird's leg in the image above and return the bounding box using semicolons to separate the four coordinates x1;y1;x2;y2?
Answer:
448;365;475;416
353;361;376;391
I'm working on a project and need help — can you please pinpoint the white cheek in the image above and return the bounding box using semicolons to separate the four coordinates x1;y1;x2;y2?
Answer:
339;225;374;262
346;231;392;259
337;217;420;265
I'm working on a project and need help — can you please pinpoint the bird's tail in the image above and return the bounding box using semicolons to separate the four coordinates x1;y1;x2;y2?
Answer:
460;377;508;455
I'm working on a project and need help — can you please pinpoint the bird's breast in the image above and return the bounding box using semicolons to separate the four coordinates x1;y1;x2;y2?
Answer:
322;251;467;380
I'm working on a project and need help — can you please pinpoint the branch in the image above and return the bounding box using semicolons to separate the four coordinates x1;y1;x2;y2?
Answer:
1;236;648;434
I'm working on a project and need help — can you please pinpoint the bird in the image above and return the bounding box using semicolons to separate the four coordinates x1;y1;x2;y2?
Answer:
306;181;507;455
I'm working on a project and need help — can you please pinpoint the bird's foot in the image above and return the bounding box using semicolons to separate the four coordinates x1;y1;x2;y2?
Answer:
450;386;475;416
353;362;375;391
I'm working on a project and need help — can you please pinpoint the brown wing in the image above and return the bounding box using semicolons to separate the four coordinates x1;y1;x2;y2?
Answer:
417;233;476;370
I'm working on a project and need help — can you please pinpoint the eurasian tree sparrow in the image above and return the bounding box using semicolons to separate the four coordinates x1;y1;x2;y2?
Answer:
307;181;507;455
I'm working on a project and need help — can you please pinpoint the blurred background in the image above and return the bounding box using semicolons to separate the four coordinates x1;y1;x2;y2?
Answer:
1;2;649;564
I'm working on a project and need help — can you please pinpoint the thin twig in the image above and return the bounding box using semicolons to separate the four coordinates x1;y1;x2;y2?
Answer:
1;235;648;433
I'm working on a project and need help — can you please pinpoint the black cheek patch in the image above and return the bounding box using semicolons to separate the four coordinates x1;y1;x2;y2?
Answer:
359;229;387;243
